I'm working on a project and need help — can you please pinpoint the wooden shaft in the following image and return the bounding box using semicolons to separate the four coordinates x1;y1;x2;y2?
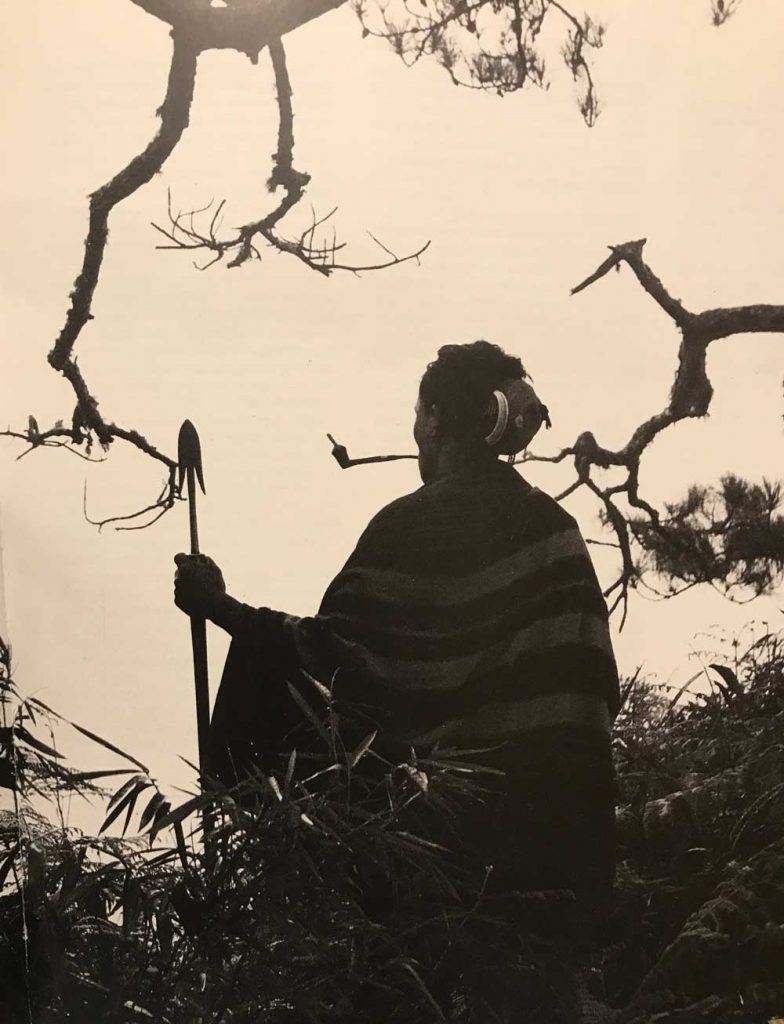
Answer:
185;464;210;781
190;617;211;779
187;466;200;555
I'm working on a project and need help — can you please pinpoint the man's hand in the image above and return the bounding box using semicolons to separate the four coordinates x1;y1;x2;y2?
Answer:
174;553;226;619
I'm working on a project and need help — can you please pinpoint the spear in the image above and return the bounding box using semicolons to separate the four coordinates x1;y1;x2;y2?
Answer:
177;419;210;783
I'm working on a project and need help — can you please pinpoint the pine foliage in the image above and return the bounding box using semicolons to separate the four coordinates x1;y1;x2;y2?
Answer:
631;476;784;598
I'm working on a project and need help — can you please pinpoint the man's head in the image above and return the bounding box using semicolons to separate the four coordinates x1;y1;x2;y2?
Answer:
415;341;548;483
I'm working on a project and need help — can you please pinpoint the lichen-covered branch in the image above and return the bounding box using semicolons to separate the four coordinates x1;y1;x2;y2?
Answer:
153;40;429;273
48;33;199;395
11;0;424;530
8;32;198;529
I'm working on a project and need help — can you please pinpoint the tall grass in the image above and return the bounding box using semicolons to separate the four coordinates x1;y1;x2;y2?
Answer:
2;629;784;1023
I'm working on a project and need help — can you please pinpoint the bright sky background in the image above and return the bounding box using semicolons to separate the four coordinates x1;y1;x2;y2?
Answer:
1;0;782;823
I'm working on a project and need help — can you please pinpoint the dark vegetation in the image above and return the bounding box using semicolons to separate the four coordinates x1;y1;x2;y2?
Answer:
2;626;784;1023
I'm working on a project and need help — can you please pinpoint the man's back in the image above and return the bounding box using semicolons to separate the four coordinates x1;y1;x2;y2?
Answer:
316;459;618;910
320;460;618;752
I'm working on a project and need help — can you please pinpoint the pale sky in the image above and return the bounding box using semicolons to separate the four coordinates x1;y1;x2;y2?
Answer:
1;0;782;820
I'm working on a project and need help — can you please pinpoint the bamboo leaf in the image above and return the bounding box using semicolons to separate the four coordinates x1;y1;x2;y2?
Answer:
150;794;204;837
138;791;168;833
70;724;149;772
26;697;148;771
284;748;297;792
349;730;378;768
267;775;283;802
13;724;63;759
709;663;744;698
68;768;138;784
395;960;447;1022
665;671;703;718
301;670;333;703
286;681;331;746
100;780;148;835
122;782;151;836
152;799;172;831
108;775;146;812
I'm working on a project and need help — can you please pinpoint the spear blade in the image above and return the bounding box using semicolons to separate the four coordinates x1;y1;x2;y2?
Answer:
177;418;206;495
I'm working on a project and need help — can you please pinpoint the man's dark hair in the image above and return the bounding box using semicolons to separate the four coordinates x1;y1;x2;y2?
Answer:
419;340;528;443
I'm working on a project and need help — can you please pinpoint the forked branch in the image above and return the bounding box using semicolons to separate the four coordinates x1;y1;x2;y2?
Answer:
153;40;429;274
12;8;426;529
522;238;783;624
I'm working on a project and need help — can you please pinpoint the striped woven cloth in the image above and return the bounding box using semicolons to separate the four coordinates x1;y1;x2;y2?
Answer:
319;459;619;748
212;458;618;768
211;459;619;903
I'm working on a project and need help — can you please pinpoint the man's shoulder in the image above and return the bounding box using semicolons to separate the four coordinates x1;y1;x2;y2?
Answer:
356;466;583;562
526;485;581;533
358;485;431;545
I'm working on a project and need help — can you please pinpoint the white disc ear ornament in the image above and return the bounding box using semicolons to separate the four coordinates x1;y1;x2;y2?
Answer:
483;378;549;456
484;390;510;446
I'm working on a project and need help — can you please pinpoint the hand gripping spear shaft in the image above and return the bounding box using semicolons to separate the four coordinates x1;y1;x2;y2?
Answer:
177;420;210;783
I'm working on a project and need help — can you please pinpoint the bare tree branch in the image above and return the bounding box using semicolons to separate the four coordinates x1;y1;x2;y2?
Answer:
548;238;783;620
7;0;747;537
13;6;424;530
0;31;197;529
48;34;198;392
154;40;429;274
83;468;179;533
571;238;694;329
1;426;105;464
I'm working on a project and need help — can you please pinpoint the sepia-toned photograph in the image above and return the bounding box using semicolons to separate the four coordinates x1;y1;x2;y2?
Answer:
1;1;782;1020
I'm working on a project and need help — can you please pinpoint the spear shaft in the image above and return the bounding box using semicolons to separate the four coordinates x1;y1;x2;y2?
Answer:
178;419;210;790
186;467;210;779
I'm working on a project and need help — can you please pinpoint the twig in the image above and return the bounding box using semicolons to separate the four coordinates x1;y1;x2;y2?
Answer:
83;467;178;533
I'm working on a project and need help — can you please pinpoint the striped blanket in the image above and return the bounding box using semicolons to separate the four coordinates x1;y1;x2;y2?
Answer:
318;461;619;749
210;458;619;900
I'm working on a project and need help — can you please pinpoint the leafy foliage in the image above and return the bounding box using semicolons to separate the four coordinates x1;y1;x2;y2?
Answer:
2;626;784;1022
609;626;784;1022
